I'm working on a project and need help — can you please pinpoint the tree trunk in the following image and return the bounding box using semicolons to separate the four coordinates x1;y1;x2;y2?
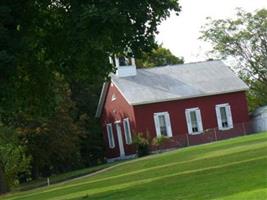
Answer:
0;166;9;195
31;163;40;180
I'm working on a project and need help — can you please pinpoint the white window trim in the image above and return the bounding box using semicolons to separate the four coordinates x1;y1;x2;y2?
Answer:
111;93;116;101
215;103;233;130
106;123;115;149
123;118;132;144
153;112;173;138
185;107;204;135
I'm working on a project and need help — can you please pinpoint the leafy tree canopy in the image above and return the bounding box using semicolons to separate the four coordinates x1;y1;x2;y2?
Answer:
0;0;182;190
200;8;267;110
0;0;181;118
137;45;184;68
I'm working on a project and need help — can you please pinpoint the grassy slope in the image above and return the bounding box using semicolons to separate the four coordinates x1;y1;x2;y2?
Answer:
13;163;116;192
2;132;267;200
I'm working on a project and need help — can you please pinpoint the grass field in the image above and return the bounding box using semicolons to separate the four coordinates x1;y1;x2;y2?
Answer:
2;132;267;200
12;162;116;192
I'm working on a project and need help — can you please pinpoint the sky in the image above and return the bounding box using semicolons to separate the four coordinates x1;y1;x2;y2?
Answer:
156;0;267;63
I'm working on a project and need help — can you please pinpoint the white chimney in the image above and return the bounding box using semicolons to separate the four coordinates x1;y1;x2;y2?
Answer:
114;56;136;77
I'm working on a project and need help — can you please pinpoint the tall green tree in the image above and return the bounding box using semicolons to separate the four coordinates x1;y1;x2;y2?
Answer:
70;81;105;166
0;0;181;190
200;9;267;110
16;75;82;178
137;45;184;68
0;0;181;117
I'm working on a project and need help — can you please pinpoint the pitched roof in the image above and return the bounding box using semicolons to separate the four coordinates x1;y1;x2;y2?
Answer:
96;60;248;117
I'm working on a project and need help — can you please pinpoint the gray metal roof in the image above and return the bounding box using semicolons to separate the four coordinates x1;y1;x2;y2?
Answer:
111;60;249;105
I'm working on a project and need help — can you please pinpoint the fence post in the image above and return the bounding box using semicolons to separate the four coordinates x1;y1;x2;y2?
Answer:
214;128;217;141
47;177;50;186
186;134;190;146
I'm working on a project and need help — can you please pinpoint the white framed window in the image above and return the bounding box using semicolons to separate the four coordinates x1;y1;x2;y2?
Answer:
123;118;132;144
153;112;172;137
111;93;116;101
118;57;130;66
216;103;233;130
185;107;203;135
106;123;115;148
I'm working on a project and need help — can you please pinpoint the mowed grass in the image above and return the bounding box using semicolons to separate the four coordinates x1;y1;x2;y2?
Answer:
2;132;267;200
12;162;116;192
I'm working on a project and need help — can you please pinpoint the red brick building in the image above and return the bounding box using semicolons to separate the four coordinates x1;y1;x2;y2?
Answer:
96;60;249;160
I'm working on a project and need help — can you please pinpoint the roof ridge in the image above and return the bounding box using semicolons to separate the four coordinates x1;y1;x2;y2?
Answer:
136;59;222;71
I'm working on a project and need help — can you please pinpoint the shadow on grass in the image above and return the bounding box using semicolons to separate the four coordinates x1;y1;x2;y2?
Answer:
70;156;267;200
6;134;267;200
32;143;267;191
13;163;116;192
150;135;267;164
106;134;266;173
7;145;267;200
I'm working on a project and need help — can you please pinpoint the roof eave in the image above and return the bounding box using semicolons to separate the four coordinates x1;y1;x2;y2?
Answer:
95;82;110;118
130;88;249;106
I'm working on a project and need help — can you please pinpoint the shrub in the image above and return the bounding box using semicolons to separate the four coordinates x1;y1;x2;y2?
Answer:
0;126;31;193
151;135;169;152
133;132;150;157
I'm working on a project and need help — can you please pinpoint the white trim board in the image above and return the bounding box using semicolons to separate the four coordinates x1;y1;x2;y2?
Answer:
107;154;137;163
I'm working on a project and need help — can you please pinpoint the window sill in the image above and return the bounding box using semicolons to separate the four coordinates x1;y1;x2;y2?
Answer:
219;127;233;131
189;131;203;135
157;135;172;138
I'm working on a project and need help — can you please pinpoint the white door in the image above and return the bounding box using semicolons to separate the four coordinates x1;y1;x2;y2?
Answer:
115;123;125;157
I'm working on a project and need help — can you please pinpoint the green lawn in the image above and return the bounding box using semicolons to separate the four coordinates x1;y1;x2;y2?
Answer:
2;132;267;200
12;162;116;192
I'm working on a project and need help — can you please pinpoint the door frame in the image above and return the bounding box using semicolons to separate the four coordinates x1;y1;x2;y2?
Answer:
114;121;125;157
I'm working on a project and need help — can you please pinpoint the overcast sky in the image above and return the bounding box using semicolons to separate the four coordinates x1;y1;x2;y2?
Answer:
156;0;267;63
